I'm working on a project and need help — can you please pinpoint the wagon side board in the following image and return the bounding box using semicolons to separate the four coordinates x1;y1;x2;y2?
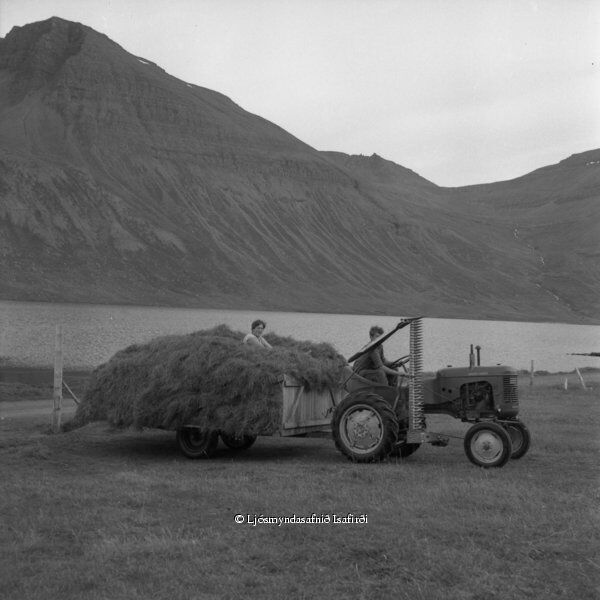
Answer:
279;375;341;436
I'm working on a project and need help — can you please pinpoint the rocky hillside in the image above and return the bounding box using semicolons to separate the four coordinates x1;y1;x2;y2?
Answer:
0;17;598;323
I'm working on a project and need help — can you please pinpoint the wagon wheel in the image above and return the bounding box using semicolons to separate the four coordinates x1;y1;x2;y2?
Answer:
464;422;512;468
176;427;219;459
332;393;398;462
220;432;257;451
502;420;531;459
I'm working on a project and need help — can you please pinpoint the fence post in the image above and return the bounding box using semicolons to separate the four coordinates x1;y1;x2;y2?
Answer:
52;325;63;433
575;367;588;390
529;360;534;386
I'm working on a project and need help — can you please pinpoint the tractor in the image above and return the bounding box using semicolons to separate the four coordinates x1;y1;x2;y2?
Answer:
332;317;531;467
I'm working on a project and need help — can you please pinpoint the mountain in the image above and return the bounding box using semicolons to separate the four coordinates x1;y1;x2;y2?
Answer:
442;150;600;321
0;17;598;324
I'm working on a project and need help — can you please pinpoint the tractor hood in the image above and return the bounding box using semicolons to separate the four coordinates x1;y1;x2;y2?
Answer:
436;365;519;378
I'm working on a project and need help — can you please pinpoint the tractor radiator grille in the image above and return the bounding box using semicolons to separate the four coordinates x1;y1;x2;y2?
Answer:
503;375;518;403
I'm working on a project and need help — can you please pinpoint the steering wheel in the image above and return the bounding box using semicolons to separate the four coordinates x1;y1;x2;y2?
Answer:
389;354;410;372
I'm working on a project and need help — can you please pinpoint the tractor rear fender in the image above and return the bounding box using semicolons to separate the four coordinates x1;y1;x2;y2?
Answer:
343;387;397;409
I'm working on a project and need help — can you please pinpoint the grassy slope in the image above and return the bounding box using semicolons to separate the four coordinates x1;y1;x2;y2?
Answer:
1;374;598;600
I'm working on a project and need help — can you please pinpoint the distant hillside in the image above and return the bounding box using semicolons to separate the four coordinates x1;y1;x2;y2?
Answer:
0;17;598;323
443;150;600;321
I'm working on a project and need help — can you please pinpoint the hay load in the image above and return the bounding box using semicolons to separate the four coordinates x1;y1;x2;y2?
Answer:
70;325;346;435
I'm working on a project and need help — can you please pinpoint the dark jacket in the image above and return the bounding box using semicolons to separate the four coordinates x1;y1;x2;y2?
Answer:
353;345;387;373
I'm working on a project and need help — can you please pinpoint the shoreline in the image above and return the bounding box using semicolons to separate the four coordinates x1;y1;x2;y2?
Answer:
2;298;599;326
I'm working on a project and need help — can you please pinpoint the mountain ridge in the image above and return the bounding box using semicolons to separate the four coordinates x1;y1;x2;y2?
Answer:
0;17;598;324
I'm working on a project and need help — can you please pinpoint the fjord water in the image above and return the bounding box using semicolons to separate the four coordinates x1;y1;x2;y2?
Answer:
0;300;598;373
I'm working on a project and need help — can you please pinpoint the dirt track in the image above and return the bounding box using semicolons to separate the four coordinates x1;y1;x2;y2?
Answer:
1;398;78;420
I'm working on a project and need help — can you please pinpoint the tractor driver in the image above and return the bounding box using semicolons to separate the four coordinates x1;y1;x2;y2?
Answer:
352;325;399;385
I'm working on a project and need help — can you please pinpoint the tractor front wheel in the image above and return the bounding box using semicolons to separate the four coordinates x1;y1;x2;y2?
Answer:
220;432;257;451
332;394;398;462
502;420;531;459
464;422;512;468
176;427;219;459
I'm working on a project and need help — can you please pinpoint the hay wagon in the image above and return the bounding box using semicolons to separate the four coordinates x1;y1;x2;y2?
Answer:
176;374;342;457
177;317;530;468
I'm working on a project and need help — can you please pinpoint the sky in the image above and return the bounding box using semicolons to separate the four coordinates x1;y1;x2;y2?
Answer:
1;0;599;187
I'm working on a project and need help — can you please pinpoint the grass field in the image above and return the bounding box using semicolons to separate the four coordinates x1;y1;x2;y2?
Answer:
1;373;598;600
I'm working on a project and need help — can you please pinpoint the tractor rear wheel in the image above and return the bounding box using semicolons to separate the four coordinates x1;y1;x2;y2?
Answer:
464;422;512;468
502;420;531;459
332;394;398;462
176;427;219;459
220;432;257;451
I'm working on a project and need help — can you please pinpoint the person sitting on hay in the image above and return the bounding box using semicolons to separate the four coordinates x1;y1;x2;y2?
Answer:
243;319;273;350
